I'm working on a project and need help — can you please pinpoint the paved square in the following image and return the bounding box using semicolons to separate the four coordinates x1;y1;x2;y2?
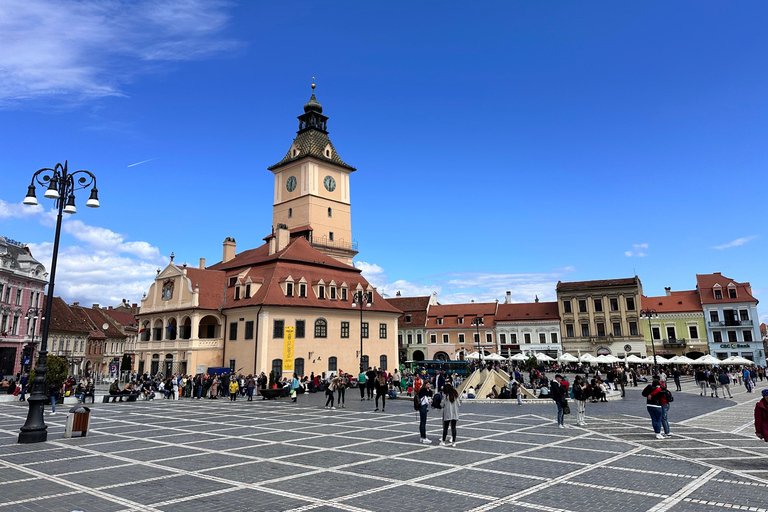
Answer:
1;379;767;512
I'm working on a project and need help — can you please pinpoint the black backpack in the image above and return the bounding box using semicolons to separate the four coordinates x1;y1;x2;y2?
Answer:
665;388;674;403
432;393;443;409
413;393;420;411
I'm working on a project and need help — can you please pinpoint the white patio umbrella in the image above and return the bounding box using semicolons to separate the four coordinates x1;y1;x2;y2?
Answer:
691;354;720;365
485;353;506;362
508;353;527;362
625;354;645;364
558;353;579;363
535;353;554;362
722;356;754;366
580;354;596;363
464;351;482;360
674;356;695;365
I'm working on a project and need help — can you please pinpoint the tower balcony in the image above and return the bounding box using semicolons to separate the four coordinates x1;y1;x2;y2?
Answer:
309;236;358;253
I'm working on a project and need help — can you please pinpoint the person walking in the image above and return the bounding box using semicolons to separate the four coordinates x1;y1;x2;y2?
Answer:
573;375;588;426
695;368;707;396
229;377;239;401
550;374;568;429
291;372;300;403
719;370;733;398
325;375;336;409
366;367;376;400
642;377;667;439
336;372;347;408
755;389;768;442
417;381;434;444
48;383;59;415
672;368;682;392
660;381;673;438
246;375;256;401
708;370;720;398
744;367;754;393
358;368;367;401
510;379;522;406
374;372;388;412
440;383;460;446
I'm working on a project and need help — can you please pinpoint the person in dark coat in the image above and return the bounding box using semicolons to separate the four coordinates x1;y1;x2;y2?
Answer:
755;389;768;443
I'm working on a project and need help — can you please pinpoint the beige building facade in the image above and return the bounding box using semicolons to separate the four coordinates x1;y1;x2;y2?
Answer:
557;277;647;357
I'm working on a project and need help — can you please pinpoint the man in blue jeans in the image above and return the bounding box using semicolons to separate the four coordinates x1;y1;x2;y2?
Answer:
551;374;567;428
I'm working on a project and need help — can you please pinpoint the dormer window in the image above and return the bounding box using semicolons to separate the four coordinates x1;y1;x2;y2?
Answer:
234;287;241;300
728;284;737;299
318;286;325;299
405;314;412;323
325;149;330;157
299;283;307;298
286;283;293;297
458;317;464;325
229;277;237;287
245;284;251;299
330;287;336;300
437;318;443;325
715;289;722;300
293;149;298;157
341;287;347;301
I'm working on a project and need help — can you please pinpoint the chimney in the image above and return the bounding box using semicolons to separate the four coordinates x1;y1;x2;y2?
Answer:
92;303;100;309
535;295;539;303
396;291;401;297
664;287;671;296
505;291;511;304
73;302;79;307
222;237;236;263
108;306;113;310
275;223;290;253
199;257;206;269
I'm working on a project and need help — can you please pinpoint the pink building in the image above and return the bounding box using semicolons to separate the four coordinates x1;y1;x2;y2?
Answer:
0;236;48;377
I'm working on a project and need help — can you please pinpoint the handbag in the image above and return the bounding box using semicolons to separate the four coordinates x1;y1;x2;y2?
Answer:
563;403;571;415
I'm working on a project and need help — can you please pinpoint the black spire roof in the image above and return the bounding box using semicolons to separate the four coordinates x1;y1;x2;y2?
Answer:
268;85;355;172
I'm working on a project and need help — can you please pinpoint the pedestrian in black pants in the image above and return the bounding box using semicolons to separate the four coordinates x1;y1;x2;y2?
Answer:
366;367;376;400
374;372;387;412
673;369;682;392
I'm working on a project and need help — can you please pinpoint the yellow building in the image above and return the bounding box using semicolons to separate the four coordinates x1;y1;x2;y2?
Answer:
135;87;401;377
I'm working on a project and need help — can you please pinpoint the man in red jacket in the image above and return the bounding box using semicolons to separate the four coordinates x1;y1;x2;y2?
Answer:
756;389;768;442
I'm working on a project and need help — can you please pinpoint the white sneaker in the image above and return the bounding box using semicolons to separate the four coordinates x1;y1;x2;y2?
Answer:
664;433;672;438
331;406;336;410
50;412;56;415
558;424;565;429
439;440;447;446
451;441;456;447
656;433;665;439
421;438;432;444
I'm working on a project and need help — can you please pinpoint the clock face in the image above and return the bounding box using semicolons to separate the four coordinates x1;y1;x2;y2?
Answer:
286;176;297;192
323;175;336;192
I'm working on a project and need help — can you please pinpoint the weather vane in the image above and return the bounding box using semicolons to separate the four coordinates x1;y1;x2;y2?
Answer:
311;76;315;90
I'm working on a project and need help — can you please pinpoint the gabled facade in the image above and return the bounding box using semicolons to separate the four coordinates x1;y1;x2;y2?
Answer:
557;277;647;357
45;296;90;376
385;292;435;363
495;297;561;358
0;236;47;376
640;289;707;358
696;272;764;365
69;303;128;376
101;304;139;373
425;302;499;361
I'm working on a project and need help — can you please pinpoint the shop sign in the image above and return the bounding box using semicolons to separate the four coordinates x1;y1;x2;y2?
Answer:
719;343;751;349
623;344;632;352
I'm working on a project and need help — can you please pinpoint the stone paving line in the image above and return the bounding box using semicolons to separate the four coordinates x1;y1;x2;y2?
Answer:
0;388;766;512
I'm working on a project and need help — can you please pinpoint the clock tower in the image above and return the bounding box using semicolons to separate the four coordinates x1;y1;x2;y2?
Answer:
267;82;357;266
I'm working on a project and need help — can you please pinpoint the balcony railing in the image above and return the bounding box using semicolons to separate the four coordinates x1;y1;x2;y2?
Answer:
310;236;358;253
661;338;687;347
708;320;752;327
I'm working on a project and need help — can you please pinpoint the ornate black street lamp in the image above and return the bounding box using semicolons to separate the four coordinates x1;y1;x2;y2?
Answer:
640;307;659;372
24;307;42;374
474;315;484;368
351;291;371;373
19;161;99;443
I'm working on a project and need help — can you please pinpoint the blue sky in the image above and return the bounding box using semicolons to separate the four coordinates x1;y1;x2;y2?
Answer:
1;1;766;319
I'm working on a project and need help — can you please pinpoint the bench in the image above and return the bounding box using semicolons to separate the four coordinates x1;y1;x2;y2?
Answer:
102;393;139;403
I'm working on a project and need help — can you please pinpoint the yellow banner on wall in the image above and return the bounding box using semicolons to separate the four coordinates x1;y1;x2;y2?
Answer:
282;326;295;373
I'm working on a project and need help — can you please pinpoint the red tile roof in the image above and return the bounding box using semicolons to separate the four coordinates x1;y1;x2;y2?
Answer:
183;267;226;310
101;308;139;331
495;302;560;322
557;277;640;291
208;237;355;273
71;306;126;339
696;273;758;305
385;296;431;326
426;303;498;329
640;290;702;313
45;296;92;334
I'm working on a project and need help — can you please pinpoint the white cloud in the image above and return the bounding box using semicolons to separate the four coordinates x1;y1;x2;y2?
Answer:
0;199;44;219
0;0;239;107
13;205;166;307
625;243;649;257
356;262;576;304
712;235;759;250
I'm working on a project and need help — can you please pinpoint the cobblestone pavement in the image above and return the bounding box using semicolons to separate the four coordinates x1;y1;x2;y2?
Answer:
0;384;767;512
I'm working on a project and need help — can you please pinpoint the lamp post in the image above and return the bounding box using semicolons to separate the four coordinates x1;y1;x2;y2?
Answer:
640;307;658;373
351;291;371;374
24;307;42;374
473;315;483;368
19;161;99;444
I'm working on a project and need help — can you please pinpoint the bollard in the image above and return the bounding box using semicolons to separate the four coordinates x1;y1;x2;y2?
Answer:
64;406;91;438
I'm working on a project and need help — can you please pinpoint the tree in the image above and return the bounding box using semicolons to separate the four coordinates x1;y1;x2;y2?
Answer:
31;355;69;390
268;370;277;389
524;355;538;371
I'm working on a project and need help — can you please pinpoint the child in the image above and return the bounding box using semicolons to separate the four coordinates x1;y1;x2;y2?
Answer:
229;378;239;401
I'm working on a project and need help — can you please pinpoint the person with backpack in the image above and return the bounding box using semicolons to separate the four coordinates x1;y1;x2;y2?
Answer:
374;371;388;412
642;376;669;439
325;375;337;409
550;374;568;428
708;370;720;398
572;375;588;426
439;383;460;446
416;381;434;444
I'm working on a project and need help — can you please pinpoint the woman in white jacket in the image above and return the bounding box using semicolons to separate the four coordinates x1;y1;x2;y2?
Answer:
440;384;460;447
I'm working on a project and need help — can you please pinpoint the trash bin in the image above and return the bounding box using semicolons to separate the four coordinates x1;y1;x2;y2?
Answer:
64;406;91;438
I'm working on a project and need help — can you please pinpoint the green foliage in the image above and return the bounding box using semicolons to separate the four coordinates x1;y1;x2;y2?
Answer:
30;355;69;389
524;355;538;371
268;370;277;387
